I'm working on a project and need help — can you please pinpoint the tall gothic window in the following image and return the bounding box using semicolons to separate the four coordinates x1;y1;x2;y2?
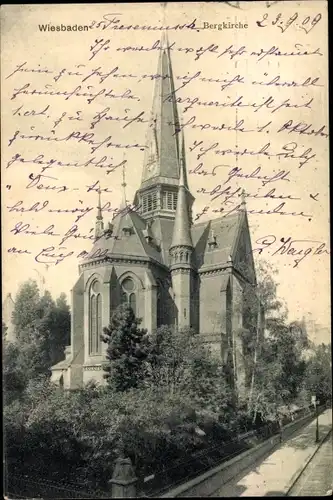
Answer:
121;277;137;315
89;280;102;355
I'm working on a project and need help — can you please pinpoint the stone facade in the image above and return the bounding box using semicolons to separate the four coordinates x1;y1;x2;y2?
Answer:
51;32;263;396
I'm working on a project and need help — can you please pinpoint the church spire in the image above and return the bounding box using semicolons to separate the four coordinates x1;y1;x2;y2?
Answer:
139;21;181;186
95;190;104;238
133;3;195;226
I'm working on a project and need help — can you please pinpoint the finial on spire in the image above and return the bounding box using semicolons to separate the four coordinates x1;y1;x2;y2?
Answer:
97;189;103;220
161;2;169;50
95;188;104;238
241;188;246;206
121;153;127;207
161;2;167;24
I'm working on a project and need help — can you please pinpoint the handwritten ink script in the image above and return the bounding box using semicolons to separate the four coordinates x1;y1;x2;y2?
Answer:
253;235;330;268
1;2;329;287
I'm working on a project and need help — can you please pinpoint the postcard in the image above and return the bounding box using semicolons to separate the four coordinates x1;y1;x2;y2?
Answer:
2;2;331;498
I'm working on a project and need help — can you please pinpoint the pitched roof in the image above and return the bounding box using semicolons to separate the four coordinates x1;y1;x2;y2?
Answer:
191;214;240;268
83;208;166;267
83;208;256;285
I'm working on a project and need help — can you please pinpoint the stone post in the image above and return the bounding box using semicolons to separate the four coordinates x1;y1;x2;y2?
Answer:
109;457;138;498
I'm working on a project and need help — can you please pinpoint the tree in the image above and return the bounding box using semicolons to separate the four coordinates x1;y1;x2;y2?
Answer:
9;282;71;386
36;291;71;367
247;320;306;424
303;343;332;404
239;259;283;410
102;303;149;391
12;280;40;340
3;337;27;403
12;289;55;381
147;326;194;394
239;260;309;422
146;326;233;416
54;293;71;356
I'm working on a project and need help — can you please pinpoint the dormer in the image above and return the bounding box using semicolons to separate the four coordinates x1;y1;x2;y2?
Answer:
208;229;218;249
122;226;134;236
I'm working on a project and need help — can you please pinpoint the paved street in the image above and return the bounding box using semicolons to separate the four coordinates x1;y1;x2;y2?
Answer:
212;409;332;497
288;430;332;496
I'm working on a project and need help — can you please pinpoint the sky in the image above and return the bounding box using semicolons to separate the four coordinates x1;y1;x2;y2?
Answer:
2;2;330;344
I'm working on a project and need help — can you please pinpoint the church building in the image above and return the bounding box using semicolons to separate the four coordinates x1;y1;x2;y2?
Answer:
51;33;263;394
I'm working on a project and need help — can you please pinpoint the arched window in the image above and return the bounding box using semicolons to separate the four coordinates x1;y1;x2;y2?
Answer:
156;280;165;327
121;277;137;315
129;293;136;315
89;280;102;355
96;293;102;353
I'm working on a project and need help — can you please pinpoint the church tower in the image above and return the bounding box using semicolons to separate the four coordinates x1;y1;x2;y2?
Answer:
132;30;194;264
169;145;194;329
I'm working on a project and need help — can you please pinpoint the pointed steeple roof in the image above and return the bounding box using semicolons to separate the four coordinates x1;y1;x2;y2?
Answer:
170;158;193;249
140;30;181;186
180;123;189;190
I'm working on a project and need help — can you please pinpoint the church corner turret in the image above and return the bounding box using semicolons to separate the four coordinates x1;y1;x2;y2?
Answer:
169;160;194;329
170;157;193;251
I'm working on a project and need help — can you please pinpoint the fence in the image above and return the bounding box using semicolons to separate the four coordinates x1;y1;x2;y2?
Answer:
6;473;110;499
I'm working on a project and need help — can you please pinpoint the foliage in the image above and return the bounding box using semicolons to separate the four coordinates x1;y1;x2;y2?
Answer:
102;303;149;391
239;260;310;423
12;279;40;340
146;325;234;414
5;269;329;497
3;320;8;338
302;343;332;404
4;281;71;399
4;379;239;493
3;339;27;404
